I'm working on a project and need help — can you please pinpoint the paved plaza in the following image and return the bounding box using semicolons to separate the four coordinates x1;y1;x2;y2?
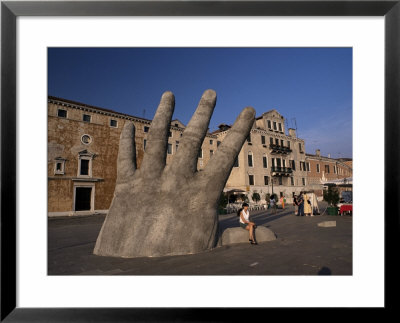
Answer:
48;203;352;275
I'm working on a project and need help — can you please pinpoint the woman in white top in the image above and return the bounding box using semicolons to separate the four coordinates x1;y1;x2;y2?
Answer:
239;203;257;245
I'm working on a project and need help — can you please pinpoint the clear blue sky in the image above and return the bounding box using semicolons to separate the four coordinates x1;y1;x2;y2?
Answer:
48;48;352;158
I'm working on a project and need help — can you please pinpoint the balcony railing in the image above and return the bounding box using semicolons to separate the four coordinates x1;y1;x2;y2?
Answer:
271;166;293;175
270;144;292;154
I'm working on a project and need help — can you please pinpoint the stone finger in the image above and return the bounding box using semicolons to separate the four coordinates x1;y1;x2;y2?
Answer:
117;121;136;184
202;106;255;192
140;91;175;177
170;89;216;175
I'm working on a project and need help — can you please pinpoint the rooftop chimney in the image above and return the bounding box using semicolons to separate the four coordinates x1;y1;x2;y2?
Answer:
316;149;320;157
288;128;296;138
328;153;331;158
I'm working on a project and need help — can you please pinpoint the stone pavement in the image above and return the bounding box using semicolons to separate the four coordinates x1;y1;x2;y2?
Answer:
48;204;352;275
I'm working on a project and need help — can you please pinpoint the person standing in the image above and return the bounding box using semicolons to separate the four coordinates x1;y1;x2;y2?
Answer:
280;196;285;209
293;194;299;216
298;192;305;216
270;195;277;214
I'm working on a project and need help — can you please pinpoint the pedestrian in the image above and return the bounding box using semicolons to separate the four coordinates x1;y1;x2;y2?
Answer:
270;195;277;214
304;192;312;216
298;192;305;216
238;203;257;245
280;196;285;209
293;194;299;216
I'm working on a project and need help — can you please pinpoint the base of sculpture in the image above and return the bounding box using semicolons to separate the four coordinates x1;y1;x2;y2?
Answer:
220;226;277;246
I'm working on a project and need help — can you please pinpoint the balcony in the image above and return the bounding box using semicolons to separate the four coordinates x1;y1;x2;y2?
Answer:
269;144;292;155
271;166;293;176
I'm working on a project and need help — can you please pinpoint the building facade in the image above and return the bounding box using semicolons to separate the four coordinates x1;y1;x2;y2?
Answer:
48;97;352;215
305;150;353;197
215;110;307;204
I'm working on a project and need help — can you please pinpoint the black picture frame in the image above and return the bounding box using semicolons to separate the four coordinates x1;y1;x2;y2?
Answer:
1;0;398;321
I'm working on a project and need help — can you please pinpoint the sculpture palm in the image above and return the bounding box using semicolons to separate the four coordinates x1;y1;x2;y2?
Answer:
94;90;255;258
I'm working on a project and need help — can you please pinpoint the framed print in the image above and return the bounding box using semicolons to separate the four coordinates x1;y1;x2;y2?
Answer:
1;0;399;321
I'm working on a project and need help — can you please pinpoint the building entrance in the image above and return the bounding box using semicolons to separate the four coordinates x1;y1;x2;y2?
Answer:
75;187;92;211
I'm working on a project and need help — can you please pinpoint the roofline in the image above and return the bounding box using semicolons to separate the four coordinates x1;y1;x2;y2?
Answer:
48;95;151;123
48;96;218;138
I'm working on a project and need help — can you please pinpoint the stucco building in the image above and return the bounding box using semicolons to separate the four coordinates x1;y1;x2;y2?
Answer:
215;110;307;204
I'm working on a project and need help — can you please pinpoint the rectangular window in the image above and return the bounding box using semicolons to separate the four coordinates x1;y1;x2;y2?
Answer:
302;178;306;186
144;126;149;133
264;176;269;185
271;158;276;167
275;138;279;146
317;164;320;173
54;159;66;175
80;159;89;176
273;121;277;130
291;177;294;186
83;114;91;123
283;159;286;167
267;120;272;129
210;150;214;156
248;154;253;167
281;139;284;147
279;123;282;132
176;141;179;152
325;165;330;173
278;177;283;185
263;156;268;168
249;175;254;186
287;141;290;148
143;139;147;150
233;156;239;167
168;144;172;154
270;137;274;145
276;158;281;167
290;160;296;171
261;135;266;145
217;141;221;147
210;140;213;145
57;109;67;118
198;149;203;158
299;143;303;152
306;162;310;172
110;119;118;127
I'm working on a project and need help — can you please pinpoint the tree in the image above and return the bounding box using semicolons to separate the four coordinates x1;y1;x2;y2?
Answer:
252;192;261;204
265;193;271;204
323;185;340;206
93;90;255;258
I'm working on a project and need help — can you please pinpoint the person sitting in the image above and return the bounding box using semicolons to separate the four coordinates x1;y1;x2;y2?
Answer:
239;203;257;245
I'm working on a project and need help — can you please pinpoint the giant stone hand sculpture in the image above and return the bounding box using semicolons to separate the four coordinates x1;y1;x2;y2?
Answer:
94;90;255;258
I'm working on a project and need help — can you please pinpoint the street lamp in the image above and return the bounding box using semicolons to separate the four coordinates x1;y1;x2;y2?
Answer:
270;174;274;196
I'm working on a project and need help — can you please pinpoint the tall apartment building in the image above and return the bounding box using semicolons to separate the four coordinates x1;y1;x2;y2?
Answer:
214;110;307;203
